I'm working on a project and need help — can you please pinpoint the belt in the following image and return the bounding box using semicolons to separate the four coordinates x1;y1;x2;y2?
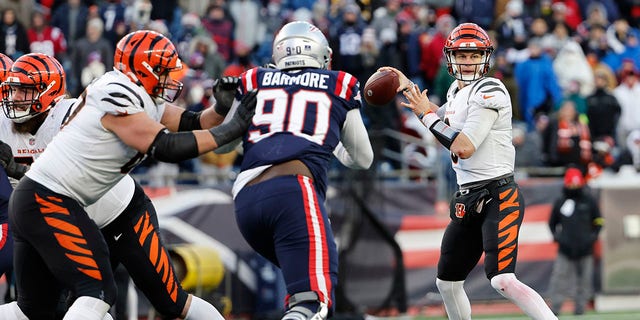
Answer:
246;160;313;187
460;174;514;191
491;175;514;187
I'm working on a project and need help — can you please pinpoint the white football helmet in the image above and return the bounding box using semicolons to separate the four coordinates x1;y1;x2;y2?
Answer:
272;21;332;70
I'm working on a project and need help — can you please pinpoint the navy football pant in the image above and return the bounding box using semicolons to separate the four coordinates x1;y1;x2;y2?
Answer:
235;175;338;313
0;167;14;277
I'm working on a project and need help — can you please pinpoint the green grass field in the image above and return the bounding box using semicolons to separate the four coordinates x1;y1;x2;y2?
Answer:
412;310;640;319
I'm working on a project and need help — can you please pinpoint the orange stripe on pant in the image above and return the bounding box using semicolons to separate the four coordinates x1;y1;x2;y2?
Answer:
37;193;102;280
497;187;521;272
134;211;179;302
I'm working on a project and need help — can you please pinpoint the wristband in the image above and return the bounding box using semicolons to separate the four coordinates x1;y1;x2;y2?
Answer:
420;112;439;128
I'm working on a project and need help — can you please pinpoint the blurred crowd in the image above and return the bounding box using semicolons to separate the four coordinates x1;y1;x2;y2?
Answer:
3;0;640;185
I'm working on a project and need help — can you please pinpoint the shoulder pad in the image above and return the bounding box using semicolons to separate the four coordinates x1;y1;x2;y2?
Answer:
468;77;509;110
87;79;148;116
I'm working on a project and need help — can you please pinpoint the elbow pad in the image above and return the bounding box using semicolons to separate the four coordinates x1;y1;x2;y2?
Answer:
147;129;200;163
178;110;202;131
429;120;459;150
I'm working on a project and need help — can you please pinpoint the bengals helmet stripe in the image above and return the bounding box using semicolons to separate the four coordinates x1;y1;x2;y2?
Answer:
0;53;12;83
12;54;65;84
114;30;184;102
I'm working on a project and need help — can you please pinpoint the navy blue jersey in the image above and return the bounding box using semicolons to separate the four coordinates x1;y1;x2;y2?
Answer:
237;67;362;198
0;168;11;225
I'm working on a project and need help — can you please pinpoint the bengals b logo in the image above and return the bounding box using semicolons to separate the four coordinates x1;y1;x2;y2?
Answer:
455;203;466;218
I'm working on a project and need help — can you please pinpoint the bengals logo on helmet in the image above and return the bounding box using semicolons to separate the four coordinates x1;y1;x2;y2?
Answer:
114;30;184;102
1;53;66;123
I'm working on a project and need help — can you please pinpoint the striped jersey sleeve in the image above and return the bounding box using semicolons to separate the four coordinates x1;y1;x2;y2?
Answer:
85;72;151;116
335;71;362;111
468;77;510;111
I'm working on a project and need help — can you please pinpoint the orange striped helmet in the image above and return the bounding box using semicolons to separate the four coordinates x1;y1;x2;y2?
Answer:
443;23;494;82
114;30;184;102
2;53;66;123
0;53;13;83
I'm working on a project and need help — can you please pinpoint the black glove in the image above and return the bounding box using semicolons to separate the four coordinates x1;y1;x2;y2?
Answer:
0;140;27;179
209;89;258;147
212;76;240;116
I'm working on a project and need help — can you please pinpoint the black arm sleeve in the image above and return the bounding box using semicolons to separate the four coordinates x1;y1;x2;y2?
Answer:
429;120;460;150
178;110;202;131
147;129;200;163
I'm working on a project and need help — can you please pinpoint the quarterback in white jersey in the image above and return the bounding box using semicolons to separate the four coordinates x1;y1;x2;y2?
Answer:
383;23;557;320
1;32;256;320
439;76;515;185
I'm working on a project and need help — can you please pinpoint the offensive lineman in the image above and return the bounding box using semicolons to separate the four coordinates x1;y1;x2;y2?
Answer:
382;23;558;320
231;21;373;320
0;52;234;319
0;30;255;320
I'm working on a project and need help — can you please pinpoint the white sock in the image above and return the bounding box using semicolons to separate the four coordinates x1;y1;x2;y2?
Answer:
490;273;558;320
0;301;29;320
63;296;111;320
436;278;471;320
184;294;225;320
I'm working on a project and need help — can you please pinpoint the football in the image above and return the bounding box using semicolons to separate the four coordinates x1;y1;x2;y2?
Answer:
363;70;400;106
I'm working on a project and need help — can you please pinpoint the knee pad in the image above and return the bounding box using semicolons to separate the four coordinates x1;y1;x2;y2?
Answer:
435;278;471;320
64;296;111;320
436;278;465;296
184;294;225;320
282;291;328;320
490;273;517;293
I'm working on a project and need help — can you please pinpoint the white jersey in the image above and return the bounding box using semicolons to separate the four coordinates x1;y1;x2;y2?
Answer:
26;70;160;211
442;77;515;185
0;97;135;228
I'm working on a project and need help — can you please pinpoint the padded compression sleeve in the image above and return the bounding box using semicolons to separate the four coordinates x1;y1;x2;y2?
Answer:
429;120;459;150
178;110;202;131
421;113;459;150
147;129;199;163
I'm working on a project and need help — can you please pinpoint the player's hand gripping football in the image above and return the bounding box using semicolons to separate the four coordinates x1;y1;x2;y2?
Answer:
379;66;435;120
0;140;27;179
209;89;258;147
